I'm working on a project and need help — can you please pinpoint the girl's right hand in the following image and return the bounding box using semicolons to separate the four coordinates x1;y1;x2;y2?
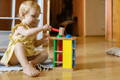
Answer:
43;24;51;31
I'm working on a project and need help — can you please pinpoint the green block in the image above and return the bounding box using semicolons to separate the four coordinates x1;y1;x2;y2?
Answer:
53;40;57;67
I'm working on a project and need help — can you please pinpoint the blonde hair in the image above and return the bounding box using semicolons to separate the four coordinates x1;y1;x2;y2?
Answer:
19;0;41;20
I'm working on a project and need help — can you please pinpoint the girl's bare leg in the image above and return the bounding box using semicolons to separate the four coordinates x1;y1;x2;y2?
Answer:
29;50;48;66
13;43;40;77
9;53;19;65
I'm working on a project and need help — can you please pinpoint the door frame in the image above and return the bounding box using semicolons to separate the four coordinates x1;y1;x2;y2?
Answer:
105;0;113;41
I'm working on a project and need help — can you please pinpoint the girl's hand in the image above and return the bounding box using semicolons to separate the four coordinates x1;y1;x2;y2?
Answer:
43;24;52;31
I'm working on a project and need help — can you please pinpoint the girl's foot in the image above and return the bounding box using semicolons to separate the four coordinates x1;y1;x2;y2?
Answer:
23;62;40;77
0;61;9;66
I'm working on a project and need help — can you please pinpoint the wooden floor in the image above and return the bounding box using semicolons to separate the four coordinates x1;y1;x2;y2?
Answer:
1;37;120;80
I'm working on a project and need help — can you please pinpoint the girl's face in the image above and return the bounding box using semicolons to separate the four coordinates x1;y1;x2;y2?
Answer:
22;8;39;26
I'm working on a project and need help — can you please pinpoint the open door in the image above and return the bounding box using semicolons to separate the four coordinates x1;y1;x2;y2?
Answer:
44;0;85;36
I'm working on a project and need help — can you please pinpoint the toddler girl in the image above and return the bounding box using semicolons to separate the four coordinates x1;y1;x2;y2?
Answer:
0;1;51;77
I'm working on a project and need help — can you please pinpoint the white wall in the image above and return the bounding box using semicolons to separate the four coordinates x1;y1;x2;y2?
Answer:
37;0;44;26
85;0;105;36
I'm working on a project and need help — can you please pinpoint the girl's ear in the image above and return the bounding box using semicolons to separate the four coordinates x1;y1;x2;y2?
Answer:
17;14;19;18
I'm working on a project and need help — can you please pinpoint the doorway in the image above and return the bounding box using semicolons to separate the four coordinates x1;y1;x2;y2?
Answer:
49;0;77;36
85;0;105;36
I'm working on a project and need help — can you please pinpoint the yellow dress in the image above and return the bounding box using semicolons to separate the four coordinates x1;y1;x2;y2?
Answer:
0;23;38;66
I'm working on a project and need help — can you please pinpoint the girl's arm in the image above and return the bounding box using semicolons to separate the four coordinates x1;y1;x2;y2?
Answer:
34;38;48;47
16;24;50;37
34;31;49;47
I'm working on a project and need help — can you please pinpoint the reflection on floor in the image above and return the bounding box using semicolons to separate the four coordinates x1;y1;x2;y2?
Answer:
1;37;120;80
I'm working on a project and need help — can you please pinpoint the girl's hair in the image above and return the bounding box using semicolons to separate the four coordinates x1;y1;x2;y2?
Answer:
19;0;41;20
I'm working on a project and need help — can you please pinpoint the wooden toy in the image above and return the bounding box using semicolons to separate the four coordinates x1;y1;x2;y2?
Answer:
49;36;76;69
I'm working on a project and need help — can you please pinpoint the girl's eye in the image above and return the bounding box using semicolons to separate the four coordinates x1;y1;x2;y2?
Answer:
31;15;36;18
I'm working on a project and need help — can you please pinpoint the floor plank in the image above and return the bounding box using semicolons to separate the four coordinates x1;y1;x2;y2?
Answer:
1;37;120;80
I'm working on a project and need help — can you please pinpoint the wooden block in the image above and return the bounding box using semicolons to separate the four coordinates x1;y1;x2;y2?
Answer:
58;40;62;61
53;40;57;67
49;37;77;40
63;40;72;69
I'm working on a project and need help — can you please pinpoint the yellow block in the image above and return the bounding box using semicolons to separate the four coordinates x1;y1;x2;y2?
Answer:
63;40;72;69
